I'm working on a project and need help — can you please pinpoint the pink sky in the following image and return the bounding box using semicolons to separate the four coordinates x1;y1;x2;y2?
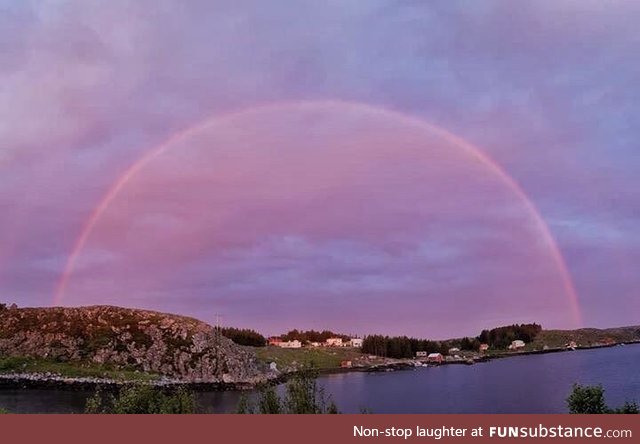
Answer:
56;103;575;337
1;1;638;338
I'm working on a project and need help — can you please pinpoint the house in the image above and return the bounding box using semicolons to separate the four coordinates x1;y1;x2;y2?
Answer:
350;338;363;348
340;360;352;368
448;347;460;354
427;353;444;364
415;351;428;358
566;341;577;350
325;337;343;347
508;340;526;350
278;340;302;349
309;341;322;347
268;337;283;346
479;343;489;352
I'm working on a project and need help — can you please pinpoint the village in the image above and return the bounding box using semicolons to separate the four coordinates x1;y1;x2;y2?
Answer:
257;335;591;374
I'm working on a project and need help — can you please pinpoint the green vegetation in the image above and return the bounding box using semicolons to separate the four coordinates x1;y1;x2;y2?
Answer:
253;345;363;370
0;408;10;414
478;323;542;350
237;368;339;414
221;327;266;347
458;336;482;352
0;356;158;381
532;327;640;350
361;335;462;359
85;384;196;414
567;384;639;414
280;329;350;344
360;333;489;359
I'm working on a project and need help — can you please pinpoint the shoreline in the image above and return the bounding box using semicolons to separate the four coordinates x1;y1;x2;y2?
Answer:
2;341;638;391
0;373;270;392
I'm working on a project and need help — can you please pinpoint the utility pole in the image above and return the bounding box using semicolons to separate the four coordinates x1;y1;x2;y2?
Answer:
213;313;223;379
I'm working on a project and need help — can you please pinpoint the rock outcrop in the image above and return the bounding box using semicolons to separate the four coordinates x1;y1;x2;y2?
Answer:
0;305;263;384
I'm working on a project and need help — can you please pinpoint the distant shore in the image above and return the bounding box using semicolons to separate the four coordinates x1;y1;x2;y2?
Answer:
300;340;640;378
3;340;639;392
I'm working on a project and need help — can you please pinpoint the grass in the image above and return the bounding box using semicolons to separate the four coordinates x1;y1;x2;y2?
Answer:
0;356;159;381
252;346;367;370
531;327;640;350
474;326;640;355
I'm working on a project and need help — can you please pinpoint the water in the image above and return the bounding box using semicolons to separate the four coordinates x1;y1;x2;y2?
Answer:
1;344;639;413
320;344;640;413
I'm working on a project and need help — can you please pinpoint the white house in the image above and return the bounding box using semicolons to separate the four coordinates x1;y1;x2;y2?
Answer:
508;340;526;350
325;337;343;347
415;351;428;358
278;340;302;349
349;338;363;348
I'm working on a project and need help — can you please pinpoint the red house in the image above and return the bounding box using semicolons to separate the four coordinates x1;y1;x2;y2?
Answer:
340;360;353;368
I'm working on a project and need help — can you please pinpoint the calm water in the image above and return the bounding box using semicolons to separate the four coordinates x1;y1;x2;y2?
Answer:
1;344;638;413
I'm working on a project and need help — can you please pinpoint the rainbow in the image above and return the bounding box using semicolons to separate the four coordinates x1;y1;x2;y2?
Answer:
52;100;582;325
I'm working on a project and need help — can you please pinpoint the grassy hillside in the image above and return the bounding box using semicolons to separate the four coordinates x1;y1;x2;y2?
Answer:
531;326;640;349
252;346;389;371
0;356;157;381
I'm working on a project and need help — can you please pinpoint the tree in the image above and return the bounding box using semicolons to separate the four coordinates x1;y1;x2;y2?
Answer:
237;368;339;414
361;335;443;359
566;384;639;414
459;337;481;351
235;393;254;414
567;384;608;414
477;324;542;349
85;384;196;414
281;329;350;344
284;370;334;414
611;401;640;414
220;327;266;347
258;385;282;414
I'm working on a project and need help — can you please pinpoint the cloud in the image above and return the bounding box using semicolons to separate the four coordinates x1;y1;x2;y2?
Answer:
0;1;638;336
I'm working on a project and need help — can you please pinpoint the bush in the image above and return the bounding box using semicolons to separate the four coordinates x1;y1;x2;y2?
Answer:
611;401;640;414
567;384;608;414
85;384;196;414
567;383;639;414
237;368;339;414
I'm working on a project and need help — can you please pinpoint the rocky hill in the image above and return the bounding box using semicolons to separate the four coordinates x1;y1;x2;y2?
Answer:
0;304;264;384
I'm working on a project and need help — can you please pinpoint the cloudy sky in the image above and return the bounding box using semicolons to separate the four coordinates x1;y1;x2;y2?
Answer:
1;0;638;338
